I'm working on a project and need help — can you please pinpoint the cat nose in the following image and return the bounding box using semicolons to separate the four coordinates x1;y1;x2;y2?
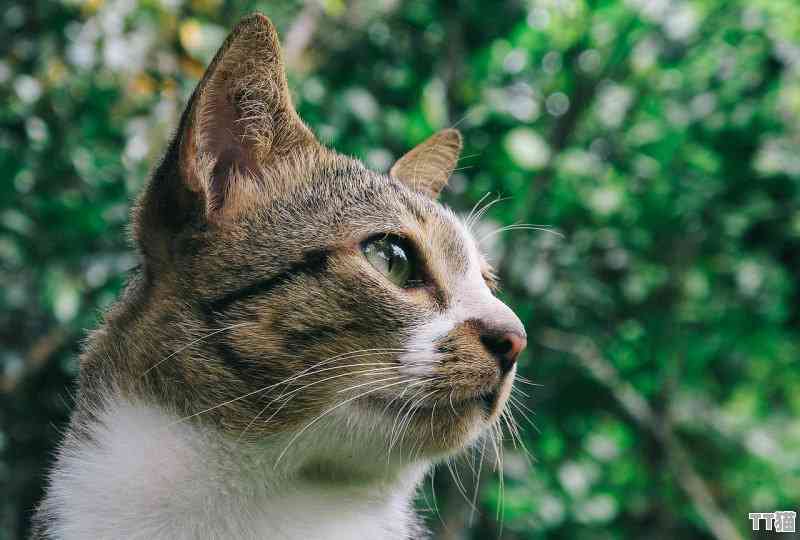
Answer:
480;329;527;375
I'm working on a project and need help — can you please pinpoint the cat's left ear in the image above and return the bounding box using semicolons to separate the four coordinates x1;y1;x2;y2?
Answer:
390;129;462;199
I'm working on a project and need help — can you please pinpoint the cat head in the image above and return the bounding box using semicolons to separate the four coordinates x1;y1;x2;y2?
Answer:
132;14;525;461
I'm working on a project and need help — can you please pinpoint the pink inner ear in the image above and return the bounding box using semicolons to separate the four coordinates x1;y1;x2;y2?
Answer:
174;14;321;220
202;81;260;212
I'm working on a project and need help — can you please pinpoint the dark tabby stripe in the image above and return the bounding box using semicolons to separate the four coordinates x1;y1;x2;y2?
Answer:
203;249;329;315
211;337;258;379
284;320;362;352
198;249;329;378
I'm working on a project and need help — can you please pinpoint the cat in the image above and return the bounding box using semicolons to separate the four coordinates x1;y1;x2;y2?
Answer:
32;13;526;540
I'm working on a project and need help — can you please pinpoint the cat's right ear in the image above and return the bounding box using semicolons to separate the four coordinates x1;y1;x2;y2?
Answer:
390;129;462;199
134;13;317;265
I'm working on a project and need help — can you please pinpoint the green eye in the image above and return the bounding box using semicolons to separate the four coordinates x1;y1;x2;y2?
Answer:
362;235;417;287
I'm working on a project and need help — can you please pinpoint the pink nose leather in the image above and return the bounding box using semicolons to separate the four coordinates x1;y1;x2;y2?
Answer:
480;331;527;375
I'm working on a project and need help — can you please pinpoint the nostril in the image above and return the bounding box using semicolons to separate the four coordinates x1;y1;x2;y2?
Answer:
481;332;527;375
481;334;512;356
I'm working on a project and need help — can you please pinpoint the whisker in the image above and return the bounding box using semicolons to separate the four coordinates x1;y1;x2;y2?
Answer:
427;467;450;534
515;375;544;388
508;395;540;433
510;385;531;399
333;368;404;393
466;194;510;231
429;398;438;439
414;469;439;522
465;191;492;226
236;366;403;441
504;408;534;465
445;459;477;513
479;223;564;244
448;390;458;417
497;424;506;536
283;348;412;384
507;393;536;418
142;322;254;376
274;378;425;468
457;152;483;162
500;410;519;449
468;436;488;526
261;374;412;435
388;386;429;456
507;409;525;449
169;349;413;426
382;381;440;463
396;390;437;460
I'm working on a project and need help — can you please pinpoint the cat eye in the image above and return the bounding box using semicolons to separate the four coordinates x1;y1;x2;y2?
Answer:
362;235;419;288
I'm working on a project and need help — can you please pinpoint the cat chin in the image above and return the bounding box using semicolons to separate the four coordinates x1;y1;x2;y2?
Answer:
353;378;514;458
417;374;515;456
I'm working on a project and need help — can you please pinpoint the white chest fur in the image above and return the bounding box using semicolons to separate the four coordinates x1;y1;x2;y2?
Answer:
40;400;426;540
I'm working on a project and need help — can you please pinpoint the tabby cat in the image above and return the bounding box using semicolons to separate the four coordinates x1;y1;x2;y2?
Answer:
33;13;526;540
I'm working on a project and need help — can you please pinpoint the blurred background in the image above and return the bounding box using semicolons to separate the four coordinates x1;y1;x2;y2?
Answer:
1;0;799;538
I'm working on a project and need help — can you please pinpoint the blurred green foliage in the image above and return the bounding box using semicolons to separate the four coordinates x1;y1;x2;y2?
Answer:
1;0;799;539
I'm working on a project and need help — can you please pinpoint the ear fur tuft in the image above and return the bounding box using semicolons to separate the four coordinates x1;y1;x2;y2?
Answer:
180;13;316;217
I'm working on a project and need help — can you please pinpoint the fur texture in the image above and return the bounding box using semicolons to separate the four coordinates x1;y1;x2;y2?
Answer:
33;13;526;540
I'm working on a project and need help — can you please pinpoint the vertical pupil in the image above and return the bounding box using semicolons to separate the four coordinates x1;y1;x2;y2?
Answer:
385;242;395;272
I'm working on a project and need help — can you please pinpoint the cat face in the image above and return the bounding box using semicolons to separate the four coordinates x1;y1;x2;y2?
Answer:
133;14;525;459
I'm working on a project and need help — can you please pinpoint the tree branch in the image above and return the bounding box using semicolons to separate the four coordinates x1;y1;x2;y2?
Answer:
0;327;71;394
538;328;743;540
283;1;323;68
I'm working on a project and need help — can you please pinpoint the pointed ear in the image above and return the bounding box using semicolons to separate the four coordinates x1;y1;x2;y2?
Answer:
390;129;462;199
133;14;317;268
180;13;316;218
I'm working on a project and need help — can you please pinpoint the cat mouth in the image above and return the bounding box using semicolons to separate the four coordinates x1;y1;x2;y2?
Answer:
366;388;500;415
454;387;503;413
358;386;507;454
478;389;499;410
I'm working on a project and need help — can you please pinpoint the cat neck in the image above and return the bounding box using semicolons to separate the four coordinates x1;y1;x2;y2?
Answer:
40;398;431;540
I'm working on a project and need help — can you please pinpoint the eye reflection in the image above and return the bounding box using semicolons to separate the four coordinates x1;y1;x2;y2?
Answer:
361;235;417;287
